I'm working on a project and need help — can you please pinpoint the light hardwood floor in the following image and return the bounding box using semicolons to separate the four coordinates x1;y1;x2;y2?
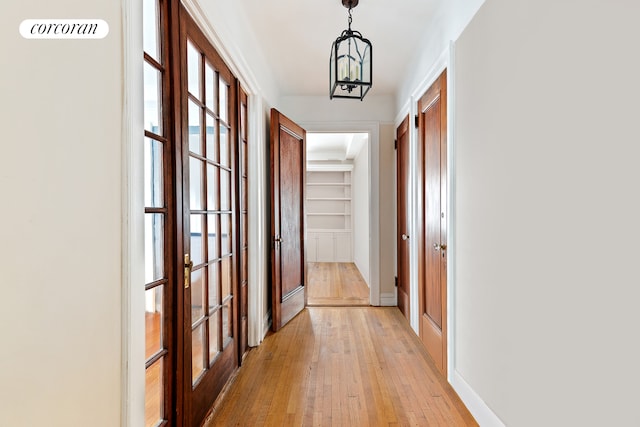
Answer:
204;307;477;426
307;262;370;306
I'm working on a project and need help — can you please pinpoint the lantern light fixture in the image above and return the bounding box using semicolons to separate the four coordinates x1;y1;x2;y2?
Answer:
329;0;372;101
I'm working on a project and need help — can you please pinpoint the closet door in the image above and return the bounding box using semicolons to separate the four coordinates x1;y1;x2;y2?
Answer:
418;70;448;375
270;108;307;331
396;116;411;321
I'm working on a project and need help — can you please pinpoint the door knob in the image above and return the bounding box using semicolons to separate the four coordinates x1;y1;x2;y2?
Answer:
433;243;447;251
401;234;409;241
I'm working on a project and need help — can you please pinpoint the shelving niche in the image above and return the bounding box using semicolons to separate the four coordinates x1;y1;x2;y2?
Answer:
306;164;353;262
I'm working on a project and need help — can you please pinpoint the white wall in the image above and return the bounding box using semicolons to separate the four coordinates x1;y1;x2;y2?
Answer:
0;1;123;426
188;0;280;107
396;0;485;113
352;140;370;285
279;95;395;124
454;0;640;425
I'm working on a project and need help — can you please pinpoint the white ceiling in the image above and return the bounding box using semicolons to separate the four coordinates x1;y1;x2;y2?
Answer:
307;132;368;161
236;0;442;97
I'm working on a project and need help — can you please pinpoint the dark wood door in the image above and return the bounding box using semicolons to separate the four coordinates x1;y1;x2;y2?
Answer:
270;108;306;331
418;70;448;375
396;116;411;321
179;9;239;425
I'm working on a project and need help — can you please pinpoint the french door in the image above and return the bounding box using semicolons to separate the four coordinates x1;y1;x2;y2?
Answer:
143;1;247;425
178;7;239;426
143;0;174;425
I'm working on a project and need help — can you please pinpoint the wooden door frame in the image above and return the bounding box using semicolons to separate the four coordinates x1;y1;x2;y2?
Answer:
299;121;381;305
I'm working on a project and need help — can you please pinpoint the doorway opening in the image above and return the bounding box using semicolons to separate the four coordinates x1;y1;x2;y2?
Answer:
305;132;370;306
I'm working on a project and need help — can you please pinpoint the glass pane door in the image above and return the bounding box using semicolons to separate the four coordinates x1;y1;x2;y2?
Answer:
181;15;238;424
143;0;172;426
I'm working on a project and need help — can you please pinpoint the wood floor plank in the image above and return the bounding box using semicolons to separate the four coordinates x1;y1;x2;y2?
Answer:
204;307;477;426
307;263;370;306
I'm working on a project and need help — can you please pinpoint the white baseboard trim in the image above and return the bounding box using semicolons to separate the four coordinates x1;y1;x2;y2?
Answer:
262;310;272;340
380;292;397;307
451;370;505;427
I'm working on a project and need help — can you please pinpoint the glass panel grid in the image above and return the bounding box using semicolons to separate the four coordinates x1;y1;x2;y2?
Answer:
205;114;217;163
221;214;231;256
207;214;219;261
221;256;232;299
220;170;230;211
208;261;220;312
142;0;160;62
205;62;217;112
187;40;201;100
144;62;162;135
145;286;163;360
145;357;164;427
190;214;204;266
206;164;219;211
145;214;165;283
219;77;228;123
208;316;220;365
191;268;204;325
191;323;205;385
220;125;230;168
188;99;202;155
189;157;204;210
144;138;164;208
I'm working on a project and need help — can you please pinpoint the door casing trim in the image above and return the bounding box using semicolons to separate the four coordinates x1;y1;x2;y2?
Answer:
121;0;145;425
300;121;381;306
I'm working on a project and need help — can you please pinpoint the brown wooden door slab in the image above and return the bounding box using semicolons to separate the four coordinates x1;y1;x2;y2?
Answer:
396;116;411;321
270;108;306;331
418;70;448;375
179;8;239;426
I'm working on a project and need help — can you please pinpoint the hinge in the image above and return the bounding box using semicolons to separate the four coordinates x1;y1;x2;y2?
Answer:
394;139;397;150
395;276;398;287
414;115;419;128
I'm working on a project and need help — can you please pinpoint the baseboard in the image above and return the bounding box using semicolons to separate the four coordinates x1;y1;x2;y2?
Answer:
380;291;397;307
262;310;272;339
451;370;505;427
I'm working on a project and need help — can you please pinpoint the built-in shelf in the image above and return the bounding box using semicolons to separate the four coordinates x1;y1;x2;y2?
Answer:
306;167;352;262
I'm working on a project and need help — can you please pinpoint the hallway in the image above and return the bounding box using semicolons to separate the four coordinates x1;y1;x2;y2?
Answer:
204;307;477;426
307;263;370;306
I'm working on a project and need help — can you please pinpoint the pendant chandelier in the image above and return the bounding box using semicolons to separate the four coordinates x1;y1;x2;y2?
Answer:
329;0;372;101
